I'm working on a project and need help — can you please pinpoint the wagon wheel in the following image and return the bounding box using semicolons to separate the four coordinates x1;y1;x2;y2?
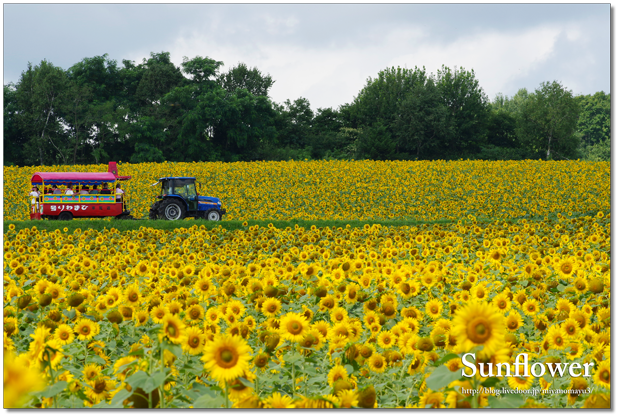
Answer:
58;212;73;221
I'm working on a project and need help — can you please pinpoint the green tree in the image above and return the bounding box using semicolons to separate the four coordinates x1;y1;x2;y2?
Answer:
218;62;274;97
3;83;28;166
15;60;69;165
61;80;93;164
274;97;314;149
392;79;452;159
356;121;396;160
433;65;490;157
575;91;610;147
516;81;580;160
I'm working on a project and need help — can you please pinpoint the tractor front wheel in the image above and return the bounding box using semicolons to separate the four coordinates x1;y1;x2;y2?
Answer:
205;210;221;221
159;199;186;221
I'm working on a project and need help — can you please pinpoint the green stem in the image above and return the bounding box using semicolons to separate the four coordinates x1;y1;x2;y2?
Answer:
471;375;479;409
225;381;230;408
291;363;296;398
159;346;166;408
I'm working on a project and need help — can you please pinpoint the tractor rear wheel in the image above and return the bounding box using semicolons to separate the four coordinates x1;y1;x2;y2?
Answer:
149;201;161;220
159;199;186;221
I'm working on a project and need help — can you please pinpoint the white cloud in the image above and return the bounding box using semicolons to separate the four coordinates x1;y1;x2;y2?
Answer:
127;9;606;110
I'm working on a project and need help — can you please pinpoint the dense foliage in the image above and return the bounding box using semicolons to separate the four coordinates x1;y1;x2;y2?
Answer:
4;53;611;166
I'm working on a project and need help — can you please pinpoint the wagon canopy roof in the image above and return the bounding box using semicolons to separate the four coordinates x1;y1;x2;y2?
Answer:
31;172;119;185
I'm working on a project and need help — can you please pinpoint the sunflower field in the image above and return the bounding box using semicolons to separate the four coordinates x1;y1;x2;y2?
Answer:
3;160;610;222
3;160;611;409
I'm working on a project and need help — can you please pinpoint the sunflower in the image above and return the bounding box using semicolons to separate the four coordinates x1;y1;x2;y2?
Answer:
53;324;75;346
263;392;295;408
545;325;568;351
74;319;100;341
206;307;221;323
565;376;588;405
279;312;310;343
425;300;443;320
161;314;186;344
123;283;141;307
202;334;252;383
376;331;396;349
83;363;103;382
150;306;168;324
182;326;206;355
522;299;540;316
562;318;580;338
407;351;426;374
367;353;386;373
261;297;282;317
227;300;246;318
505;310;524;332
556;258;575;279
319;295;336;311
336;389;359;408
470;284;489;301
492;293;511;313
418;389;445;408
195;278;214;298
327;364;349;385
592;360;610;390
84;376;116;404
507;365;534;390
452;301;505;356
330;307;348;323
185;304;204;324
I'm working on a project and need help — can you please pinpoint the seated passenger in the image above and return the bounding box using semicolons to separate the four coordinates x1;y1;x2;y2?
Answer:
90;184;100;194
100;183;111;194
52;185;62;194
65;184;74;195
79;186;90;195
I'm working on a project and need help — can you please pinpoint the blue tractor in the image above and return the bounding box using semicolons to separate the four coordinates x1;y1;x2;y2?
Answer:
149;177;226;221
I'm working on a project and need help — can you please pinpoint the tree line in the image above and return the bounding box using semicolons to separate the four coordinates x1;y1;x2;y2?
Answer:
4;52;611;166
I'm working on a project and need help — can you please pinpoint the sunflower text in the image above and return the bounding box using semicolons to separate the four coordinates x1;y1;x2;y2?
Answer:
461;353;595;378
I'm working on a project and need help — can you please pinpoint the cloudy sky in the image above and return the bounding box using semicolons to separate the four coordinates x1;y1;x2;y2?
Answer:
3;3;611;110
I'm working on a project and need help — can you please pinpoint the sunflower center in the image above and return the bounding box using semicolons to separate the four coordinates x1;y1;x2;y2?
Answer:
94;380;107;393
498;301;506;308
189;337;200;348
220;349;235;365
81;326;90;334
555;336;563;345
602;371;609;382
167;324;178;337
287;321;302;335
467;318;490;344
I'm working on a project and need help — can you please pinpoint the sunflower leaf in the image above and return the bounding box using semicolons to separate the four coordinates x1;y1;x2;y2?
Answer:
425;365;462;391
433;353;459;367
141;371;167;393
38;380;67;398
487;393;525;408
161;340;183;358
